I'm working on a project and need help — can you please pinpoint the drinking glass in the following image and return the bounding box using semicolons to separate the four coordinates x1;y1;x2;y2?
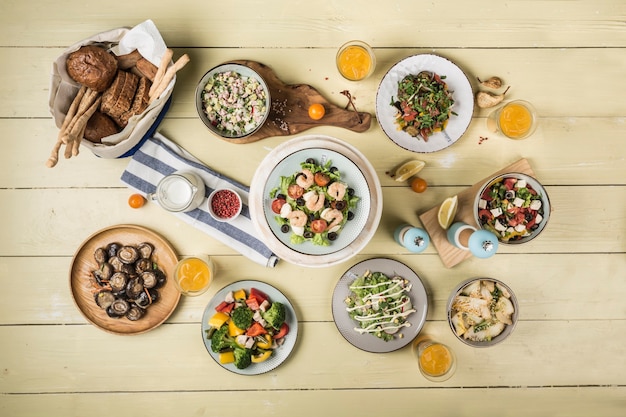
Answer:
486;100;538;140
336;40;376;81
414;339;456;382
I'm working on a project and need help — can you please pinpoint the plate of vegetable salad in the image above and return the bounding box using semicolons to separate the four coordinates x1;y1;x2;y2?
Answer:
376;54;474;153
249;135;382;268
195;63;270;139
332;258;428;353
474;172;551;244
201;280;298;375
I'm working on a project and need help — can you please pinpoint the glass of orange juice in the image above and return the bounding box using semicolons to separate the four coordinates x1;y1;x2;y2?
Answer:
336;40;376;81
487;100;538;140
414;339;456;382
173;255;214;296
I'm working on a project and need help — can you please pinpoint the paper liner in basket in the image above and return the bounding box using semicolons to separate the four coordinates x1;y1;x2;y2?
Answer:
48;19;174;159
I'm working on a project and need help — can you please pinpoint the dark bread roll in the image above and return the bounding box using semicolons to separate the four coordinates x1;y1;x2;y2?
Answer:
84;111;119;143
66;45;118;92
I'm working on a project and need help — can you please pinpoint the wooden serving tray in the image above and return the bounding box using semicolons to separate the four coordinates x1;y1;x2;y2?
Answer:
219;60;371;144
419;158;535;268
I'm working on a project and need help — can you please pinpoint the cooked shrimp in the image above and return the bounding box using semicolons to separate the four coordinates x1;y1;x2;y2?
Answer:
287;210;307;227
296;169;314;189
321;208;344;232
303;191;325;212
327;182;347;201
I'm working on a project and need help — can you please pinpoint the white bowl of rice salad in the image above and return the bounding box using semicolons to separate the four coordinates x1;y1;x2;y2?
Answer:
195;63;270;139
474;172;551;244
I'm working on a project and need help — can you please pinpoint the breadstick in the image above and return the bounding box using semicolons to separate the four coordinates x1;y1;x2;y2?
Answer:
59;86;87;135
149;48;173;97
149;54;190;101
62;88;99;144
46;139;64;168
66;96;102;152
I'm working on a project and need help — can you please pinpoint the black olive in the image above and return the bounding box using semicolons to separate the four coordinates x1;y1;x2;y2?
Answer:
303;231;314;239
296;197;305;206
347;211;355;221
329;166;338;173
308;213;316;222
276;193;286;200
280;224;290;233
305;158;316;164
328;232;338;241
334;200;347;211
324;199;331;208
347;188;355;196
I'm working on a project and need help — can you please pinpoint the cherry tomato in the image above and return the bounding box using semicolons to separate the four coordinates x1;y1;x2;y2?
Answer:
287;184;304;199
274;322;290;339
410;177;428;193
314;172;331;186
271;198;286;214
310;219;328;234
128;193;145;208
308;103;325;120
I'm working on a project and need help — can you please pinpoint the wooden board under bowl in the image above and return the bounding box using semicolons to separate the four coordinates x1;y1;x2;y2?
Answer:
419;158;535;268
209;60;371;144
69;224;180;335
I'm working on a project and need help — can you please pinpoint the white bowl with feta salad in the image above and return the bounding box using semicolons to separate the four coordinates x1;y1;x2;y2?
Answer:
195;63;270;138
474;172;551;244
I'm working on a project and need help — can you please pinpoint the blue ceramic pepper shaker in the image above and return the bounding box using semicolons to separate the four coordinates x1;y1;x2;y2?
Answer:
468;229;499;258
394;224;430;253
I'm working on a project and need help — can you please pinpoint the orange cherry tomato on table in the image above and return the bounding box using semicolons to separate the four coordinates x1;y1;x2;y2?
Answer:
308;103;326;120
410;177;428;193
128;193;145;208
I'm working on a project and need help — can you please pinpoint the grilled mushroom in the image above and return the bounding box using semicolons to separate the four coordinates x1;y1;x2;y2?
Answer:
94;290;116;309
94;247;108;264
137;242;154;259
92;262;113;286
134;290;152;309
108;256;124;272
140;271;158;289
118;246;140;264
135;258;153;273
126;277;145;299
107;242;121;259
109;272;129;294
126;306;145;321
107;298;130;318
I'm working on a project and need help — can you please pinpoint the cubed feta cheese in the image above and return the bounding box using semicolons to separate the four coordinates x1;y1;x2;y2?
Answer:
515;224;527;232
490;207;503;217
516;179;527;188
513;197;525;207
494;219;507;231
478;199;487;209
535;213;543;224
530;200;542;210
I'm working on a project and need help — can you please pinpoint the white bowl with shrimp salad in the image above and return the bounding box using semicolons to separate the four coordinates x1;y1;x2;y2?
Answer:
249;135;382;267
195;63;270;139
474;172;551;244
447;278;519;347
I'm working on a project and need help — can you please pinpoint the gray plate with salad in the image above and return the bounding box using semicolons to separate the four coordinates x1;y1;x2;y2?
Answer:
332;258;428;353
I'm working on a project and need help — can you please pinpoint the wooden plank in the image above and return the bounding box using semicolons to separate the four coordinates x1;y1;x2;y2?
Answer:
1;1;625;48
1;387;625;417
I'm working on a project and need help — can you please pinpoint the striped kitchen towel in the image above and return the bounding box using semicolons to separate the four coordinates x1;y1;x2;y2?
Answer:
120;132;279;267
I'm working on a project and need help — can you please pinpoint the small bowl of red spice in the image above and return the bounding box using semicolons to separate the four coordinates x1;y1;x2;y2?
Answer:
207;188;242;222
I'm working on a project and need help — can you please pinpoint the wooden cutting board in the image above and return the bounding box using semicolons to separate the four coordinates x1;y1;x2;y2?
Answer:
217;60;372;144
419;158;535;268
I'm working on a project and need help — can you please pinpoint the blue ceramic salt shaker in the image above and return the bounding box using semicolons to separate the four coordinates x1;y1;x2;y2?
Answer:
394;224;430;253
446;222;476;250
468;229;499;259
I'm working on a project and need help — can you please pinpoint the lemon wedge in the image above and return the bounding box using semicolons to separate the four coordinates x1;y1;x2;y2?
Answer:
394;160;426;182
438;195;458;230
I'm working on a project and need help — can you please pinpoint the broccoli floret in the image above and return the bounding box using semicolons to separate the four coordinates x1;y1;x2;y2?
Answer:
233;347;252;369
210;325;236;353
231;306;254;329
262;302;286;329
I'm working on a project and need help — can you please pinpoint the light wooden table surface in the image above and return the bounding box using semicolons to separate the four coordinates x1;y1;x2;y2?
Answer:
1;1;625;416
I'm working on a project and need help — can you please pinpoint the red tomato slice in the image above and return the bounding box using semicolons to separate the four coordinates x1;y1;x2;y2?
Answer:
271;198;286;214
246;322;268;337
215;301;235;314
310;219;327;234
287;184;304;199
504;178;517;190
246;297;260;311
274;322;289;339
314;172;331;187
250;288;269;305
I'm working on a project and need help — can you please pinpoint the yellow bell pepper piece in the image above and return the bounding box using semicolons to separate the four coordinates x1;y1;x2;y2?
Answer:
208;312;230;329
233;289;247;300
256;334;272;349
228;319;245;337
219;351;235;364
251;350;272;363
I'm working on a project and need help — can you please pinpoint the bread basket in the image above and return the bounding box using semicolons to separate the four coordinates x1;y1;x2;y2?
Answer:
49;20;174;159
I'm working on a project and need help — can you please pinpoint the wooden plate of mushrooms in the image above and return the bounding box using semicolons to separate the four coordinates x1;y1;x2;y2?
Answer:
69;224;180;335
